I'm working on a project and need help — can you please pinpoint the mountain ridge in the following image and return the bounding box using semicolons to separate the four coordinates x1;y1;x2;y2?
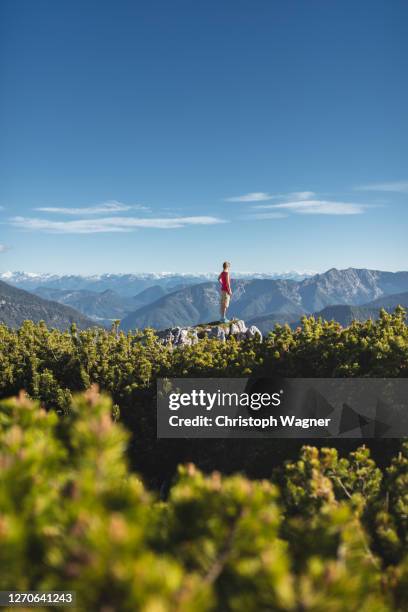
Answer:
0;270;316;296
3;268;408;332
121;268;408;331
0;280;95;329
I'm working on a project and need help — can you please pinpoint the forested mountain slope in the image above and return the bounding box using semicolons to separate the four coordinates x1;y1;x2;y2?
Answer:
0;280;94;329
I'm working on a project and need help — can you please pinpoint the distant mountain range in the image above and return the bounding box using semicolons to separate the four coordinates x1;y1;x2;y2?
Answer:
0;270;314;296
0;280;94;329
121;268;408;331
1;268;407;332
0;270;316;325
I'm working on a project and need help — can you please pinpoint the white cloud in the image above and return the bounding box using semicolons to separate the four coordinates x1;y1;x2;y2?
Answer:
355;181;408;193
245;212;287;220
289;191;316;200
224;192;275;202
224;190;316;203
255;199;367;215
0;244;8;252
10;215;226;234
35;200;149;215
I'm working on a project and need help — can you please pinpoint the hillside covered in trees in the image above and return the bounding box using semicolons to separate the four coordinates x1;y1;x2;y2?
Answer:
0;280;94;329
1;309;408;609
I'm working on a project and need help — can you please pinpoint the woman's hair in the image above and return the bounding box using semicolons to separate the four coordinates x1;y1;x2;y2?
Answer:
222;261;230;270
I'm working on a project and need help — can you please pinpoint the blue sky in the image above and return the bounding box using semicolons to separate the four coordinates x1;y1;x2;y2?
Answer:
0;0;407;274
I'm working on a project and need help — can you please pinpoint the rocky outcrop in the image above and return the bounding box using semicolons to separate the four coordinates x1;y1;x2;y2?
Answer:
156;319;262;347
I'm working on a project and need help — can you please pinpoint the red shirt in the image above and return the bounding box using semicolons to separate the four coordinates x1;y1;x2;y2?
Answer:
220;271;230;292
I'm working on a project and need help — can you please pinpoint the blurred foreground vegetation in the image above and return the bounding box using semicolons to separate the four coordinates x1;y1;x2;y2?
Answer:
1;389;408;610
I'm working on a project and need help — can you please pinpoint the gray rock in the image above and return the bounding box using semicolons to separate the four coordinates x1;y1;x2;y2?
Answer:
230;320;247;335
171;327;182;345
208;326;226;341
228;320;247;341
176;328;198;347
157;328;177;344
156;319;256;347
246;325;263;342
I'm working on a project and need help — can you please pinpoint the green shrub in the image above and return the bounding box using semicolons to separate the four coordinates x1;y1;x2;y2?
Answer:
1;390;407;610
0;310;407;482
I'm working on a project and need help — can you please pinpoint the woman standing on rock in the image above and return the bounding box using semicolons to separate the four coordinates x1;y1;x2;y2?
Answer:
218;261;232;323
